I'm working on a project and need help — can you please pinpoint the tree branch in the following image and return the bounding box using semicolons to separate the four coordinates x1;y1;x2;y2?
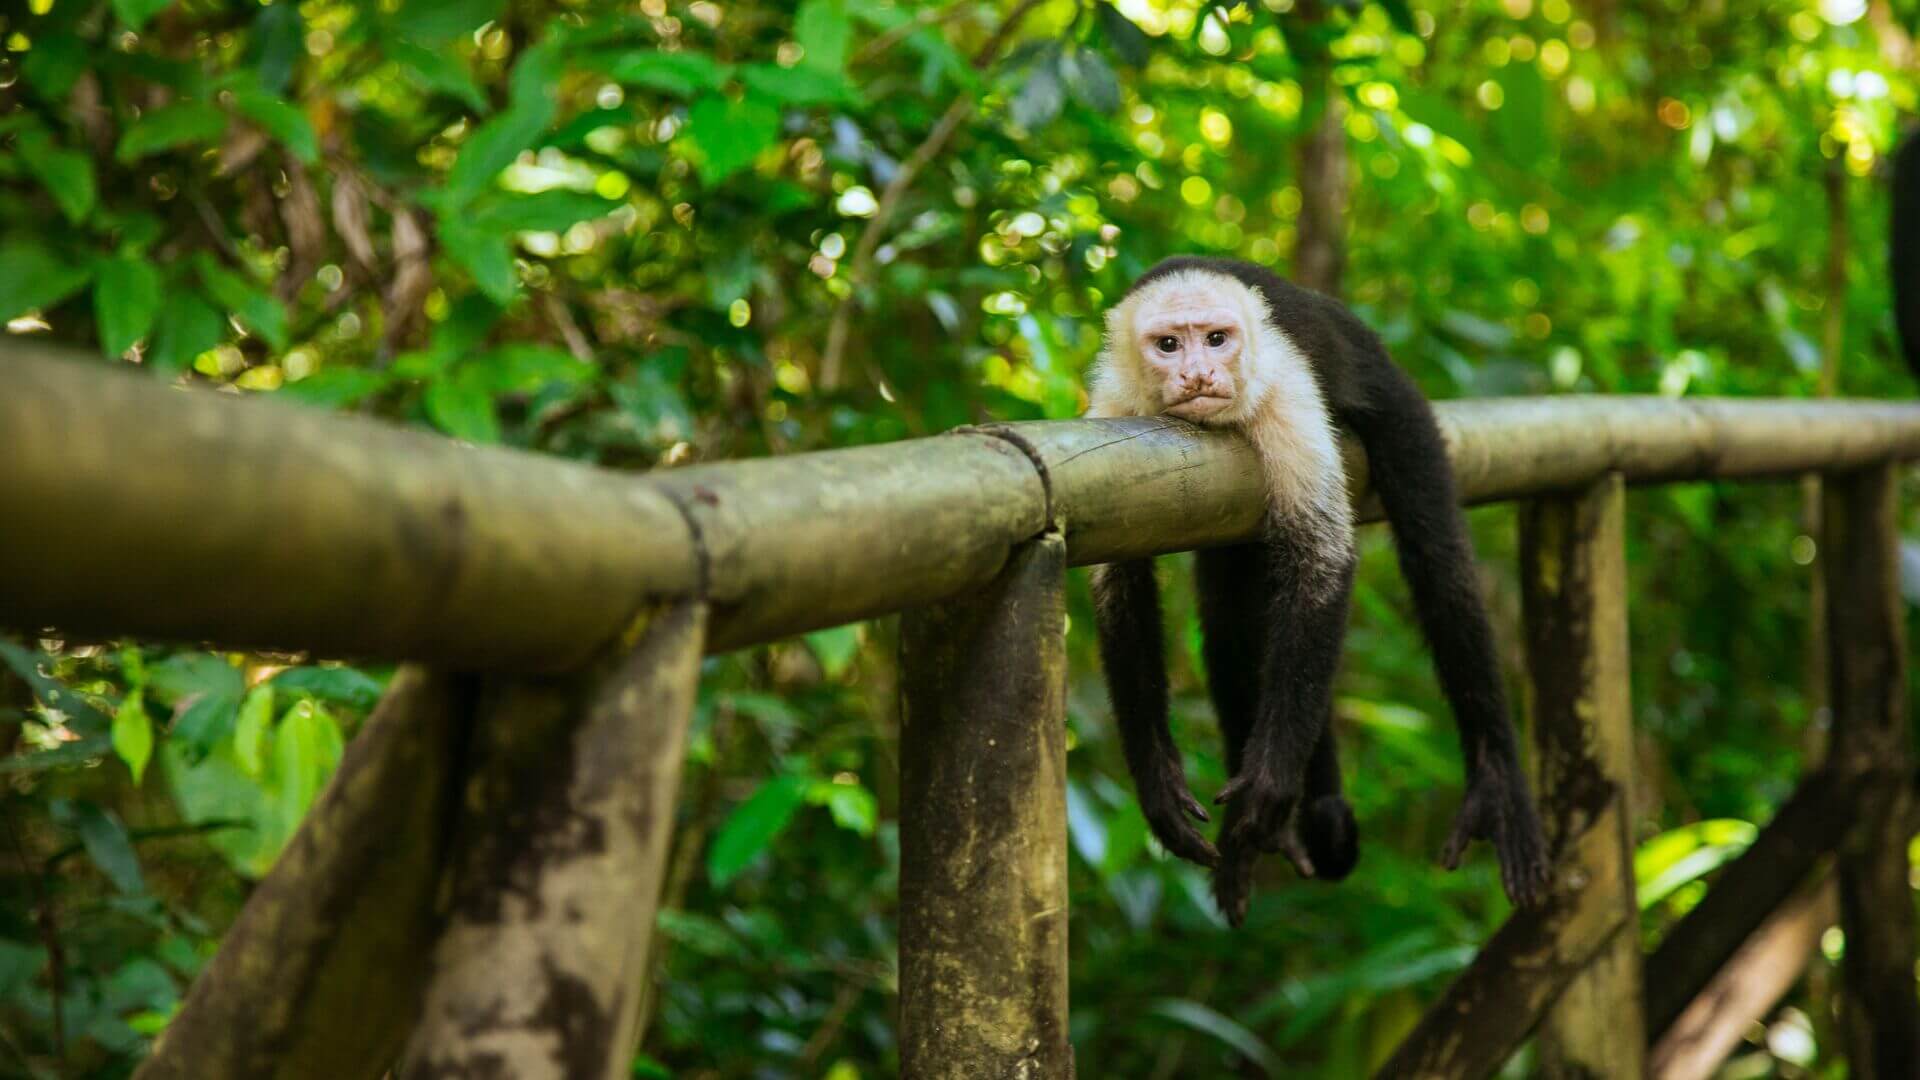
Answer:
819;0;1049;390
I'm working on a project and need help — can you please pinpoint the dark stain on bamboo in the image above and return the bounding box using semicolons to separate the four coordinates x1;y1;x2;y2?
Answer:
401;601;707;1080
1521;473;1646;1079
899;533;1072;1079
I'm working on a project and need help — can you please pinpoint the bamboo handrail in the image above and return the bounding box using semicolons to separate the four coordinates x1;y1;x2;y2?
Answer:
6;340;1920;665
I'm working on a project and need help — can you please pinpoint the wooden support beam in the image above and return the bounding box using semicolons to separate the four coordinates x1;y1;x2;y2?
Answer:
1821;464;1919;1079
1370;797;1633;1080
1642;767;1854;1040
401;602;707;1078
1648;873;1838;1080
898;533;1072;1078
1521;473;1646;1078
135;667;466;1080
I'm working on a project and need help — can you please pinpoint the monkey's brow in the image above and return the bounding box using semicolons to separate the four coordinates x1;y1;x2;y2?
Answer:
1136;310;1241;335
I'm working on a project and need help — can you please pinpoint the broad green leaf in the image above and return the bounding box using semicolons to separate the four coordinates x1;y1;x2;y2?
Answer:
0;243;94;323
0;640;113;735
248;1;305;94
471;190;620;232
162;741;281;877
1148;1000;1282;1074
1635;819;1757;909
0;738;113;776
446;104;555;206
1011;52;1065;131
232;87;319;163
439;38;564;205
803;624;861;677
195;257;290;350
270;666;385;710
0;940;47;998
149;291;226;374
686;94;781;183
655;910;747;958
796;0;852;72
707;774;809;887
808;780;877;837
68;802;147;894
603;51;731;98
1097;4;1151;67
394;0;504;44
21;33;88;100
1061;50;1121;113
424;371;503;442
472;343;594;393
112;690;154;785
93;255;164;356
113;0;175;31
279;366;391;407
1493;62;1549;169
233;685;273;778
116;102;227;163
439;218;517;302
274;702;342;829
390;41;489;113
16;130;96;224
610;360;694;443
740;64;858;107
149;653;246;758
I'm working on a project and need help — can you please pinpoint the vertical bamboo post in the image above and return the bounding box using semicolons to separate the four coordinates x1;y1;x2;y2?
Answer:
1521;472;1645;1078
1820;464;1919;1079
402;601;707;1079
898;533;1071;1078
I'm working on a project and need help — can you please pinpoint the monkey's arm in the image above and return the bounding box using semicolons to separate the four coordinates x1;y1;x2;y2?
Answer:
1091;561;1220;868
1342;376;1550;906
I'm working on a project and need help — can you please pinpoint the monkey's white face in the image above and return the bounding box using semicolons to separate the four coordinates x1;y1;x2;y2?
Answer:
1092;271;1269;426
1131;288;1246;422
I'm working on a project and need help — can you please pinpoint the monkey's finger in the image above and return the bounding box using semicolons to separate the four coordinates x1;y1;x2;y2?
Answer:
1437;819;1474;870
1150;817;1221;868
1275;831;1317;879
1179;789;1211;824
1212;774;1250;806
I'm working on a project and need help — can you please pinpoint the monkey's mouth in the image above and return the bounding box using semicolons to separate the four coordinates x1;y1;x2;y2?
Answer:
1165;394;1232;420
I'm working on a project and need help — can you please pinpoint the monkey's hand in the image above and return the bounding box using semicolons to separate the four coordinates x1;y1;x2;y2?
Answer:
1440;769;1551;907
1214;766;1301;860
1137;753;1219;868
1210;839;1259;928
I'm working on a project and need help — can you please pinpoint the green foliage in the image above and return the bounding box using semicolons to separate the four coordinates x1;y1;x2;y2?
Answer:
5;0;1920;1074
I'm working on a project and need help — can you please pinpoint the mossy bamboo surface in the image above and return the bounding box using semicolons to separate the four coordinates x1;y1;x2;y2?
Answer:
8;344;1920;664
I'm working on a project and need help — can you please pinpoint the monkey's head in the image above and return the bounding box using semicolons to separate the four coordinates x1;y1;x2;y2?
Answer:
1090;268;1276;426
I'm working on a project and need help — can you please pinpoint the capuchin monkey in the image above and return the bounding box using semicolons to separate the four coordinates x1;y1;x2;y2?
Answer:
1086;257;1550;925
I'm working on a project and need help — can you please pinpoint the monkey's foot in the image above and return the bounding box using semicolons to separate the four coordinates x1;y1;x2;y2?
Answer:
1138;757;1219;868
1300;795;1359;881
1439;777;1550;907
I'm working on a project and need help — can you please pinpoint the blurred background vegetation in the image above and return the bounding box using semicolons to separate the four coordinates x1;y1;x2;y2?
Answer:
3;0;1920;1075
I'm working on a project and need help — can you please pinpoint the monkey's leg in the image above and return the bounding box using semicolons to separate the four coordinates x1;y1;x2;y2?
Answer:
1090;560;1218;868
1344;385;1550;905
1211;537;1356;924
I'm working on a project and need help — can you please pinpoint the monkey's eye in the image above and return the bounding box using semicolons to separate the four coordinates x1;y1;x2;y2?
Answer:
1155;336;1180;354
1205;330;1229;347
